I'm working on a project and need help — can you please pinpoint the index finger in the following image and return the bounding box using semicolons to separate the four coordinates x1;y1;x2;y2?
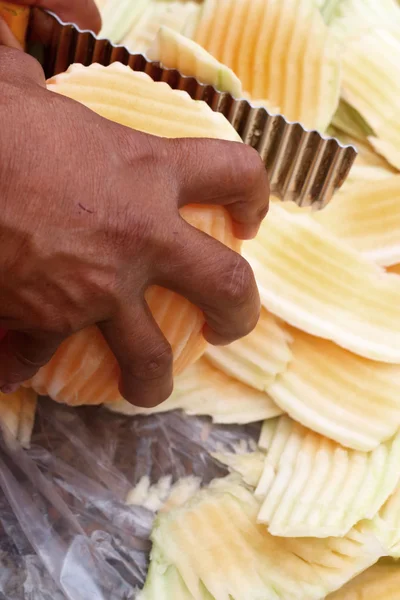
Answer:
11;0;101;33
171;138;270;240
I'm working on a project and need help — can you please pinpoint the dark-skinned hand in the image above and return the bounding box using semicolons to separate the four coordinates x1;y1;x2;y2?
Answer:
0;1;269;407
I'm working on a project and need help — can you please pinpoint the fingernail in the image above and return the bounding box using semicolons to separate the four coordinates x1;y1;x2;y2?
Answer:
0;383;20;395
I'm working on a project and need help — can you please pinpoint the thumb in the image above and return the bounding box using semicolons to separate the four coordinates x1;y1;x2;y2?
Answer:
0;43;46;85
0;330;63;393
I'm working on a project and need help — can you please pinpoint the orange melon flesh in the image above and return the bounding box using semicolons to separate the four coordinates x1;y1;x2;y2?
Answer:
193;0;341;131
29;63;241;406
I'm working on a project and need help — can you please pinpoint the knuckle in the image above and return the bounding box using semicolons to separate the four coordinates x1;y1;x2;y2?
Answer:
132;342;173;381
237;146;269;195
219;255;257;310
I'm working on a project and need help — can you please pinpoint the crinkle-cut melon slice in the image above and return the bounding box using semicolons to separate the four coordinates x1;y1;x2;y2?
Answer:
0;388;37;448
267;326;400;451
205;309;292;392
255;415;400;538
272;198;313;214
243;95;281;115
121;1;201;53
339;166;395;196
326;561;400;599
47;63;242;141
244;202;400;363
328;125;396;173
341;28;400;170
125;475;201;514
104;358;283;424
331;99;374;145
98;0;149;43
139;563;200;600
315;176;400;267
194;0;341;131
211;451;266;487
160;477;202;514
147;26;243;96
140;476;383;600
322;0;400;38
37;64;241;406
372;481;400;558
126;475;173;512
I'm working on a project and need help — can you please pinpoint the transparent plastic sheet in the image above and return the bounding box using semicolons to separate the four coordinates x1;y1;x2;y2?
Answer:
0;397;260;599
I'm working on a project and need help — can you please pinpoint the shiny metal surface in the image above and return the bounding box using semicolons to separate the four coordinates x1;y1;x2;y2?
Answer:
26;8;357;208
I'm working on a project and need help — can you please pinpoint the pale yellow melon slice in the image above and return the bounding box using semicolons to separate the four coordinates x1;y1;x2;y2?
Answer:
326;0;400;40
126;475;201;514
272;197;313;214
327;561;400;599
36;63;241;406
211;450;266;487
160;477;202;514
139;476;384;600
104;358;283;424
194;0;341;130
267;327;400;451
339;166;395;197
328;125;396;174
342;28;400;170
244;202;400;363
205;309;292;392
147;26;243;96
122;1;201;53
255;416;400;538
0;388;37;448
315;175;400;267
98;0;149;43
372;481;400;558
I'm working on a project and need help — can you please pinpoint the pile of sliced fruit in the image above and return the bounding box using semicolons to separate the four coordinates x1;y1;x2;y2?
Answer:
1;0;400;597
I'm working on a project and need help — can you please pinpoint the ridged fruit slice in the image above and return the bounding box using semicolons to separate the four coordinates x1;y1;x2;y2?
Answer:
324;0;400;39
315;175;400;267
327;124;396;175
372;481;400;558
126;475;173;512
147;26;243;96
104;358;283;423
140;476;383;600
327;561;400;599
122;1;201;53
267;326;400;451
211;451;266;487
194;0;341;130
98;0;149;43
339;166;395;196
342;29;400;170
244;202;400;363
255;416;400;538
206;309;292;392
126;475;201;514
35;64;241;406
0;388;37;448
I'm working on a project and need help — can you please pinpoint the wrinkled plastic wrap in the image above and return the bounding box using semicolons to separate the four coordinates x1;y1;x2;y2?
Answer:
0;398;260;599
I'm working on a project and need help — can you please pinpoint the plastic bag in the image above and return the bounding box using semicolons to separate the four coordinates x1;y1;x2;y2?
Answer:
0;397;260;599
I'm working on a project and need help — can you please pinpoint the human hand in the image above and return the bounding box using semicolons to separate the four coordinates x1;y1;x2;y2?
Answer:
0;48;269;407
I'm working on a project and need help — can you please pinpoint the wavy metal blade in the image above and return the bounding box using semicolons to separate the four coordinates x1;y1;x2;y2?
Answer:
26;8;357;208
